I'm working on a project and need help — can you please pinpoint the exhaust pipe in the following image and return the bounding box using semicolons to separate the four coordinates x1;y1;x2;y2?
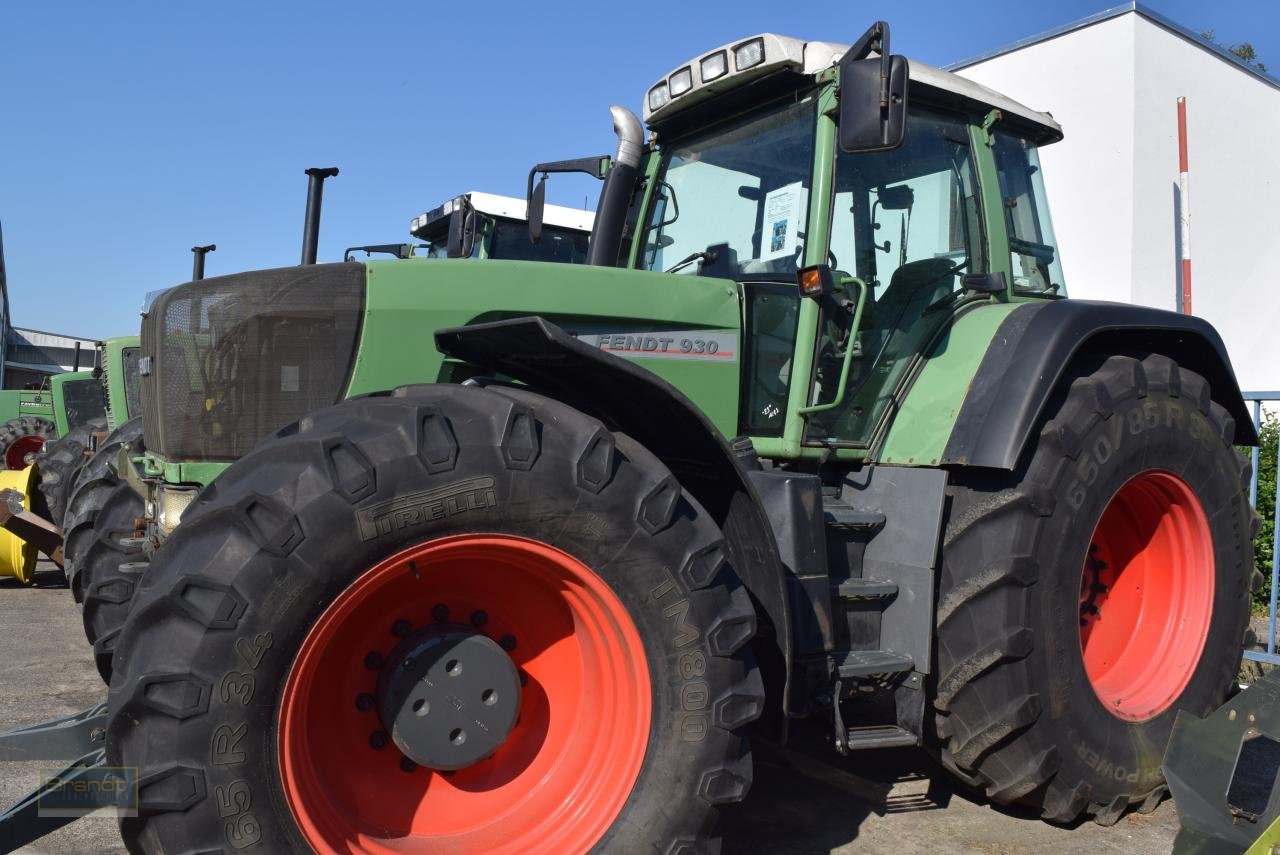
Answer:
191;244;216;281
300;167;339;265
586;106;643;267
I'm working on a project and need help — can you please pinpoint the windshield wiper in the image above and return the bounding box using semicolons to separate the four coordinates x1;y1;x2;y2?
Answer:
664;249;718;275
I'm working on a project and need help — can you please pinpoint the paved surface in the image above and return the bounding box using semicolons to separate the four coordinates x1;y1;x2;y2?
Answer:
0;561;1180;854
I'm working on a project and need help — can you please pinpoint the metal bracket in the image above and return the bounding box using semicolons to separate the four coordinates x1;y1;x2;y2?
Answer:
0;703;108;761
0;489;64;567
0;748;110;854
114;444;148;501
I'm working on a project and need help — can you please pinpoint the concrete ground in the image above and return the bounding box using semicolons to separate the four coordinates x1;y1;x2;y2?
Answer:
0;561;1180;854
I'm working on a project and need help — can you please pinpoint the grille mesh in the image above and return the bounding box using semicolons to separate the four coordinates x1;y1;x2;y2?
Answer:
140;263;365;460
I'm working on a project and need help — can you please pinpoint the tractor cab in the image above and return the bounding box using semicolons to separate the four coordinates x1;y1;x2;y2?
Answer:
410;191;592;263
611;27;1067;455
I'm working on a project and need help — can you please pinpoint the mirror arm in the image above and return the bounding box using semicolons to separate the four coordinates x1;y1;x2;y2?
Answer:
840;20;891;101
525;155;612;246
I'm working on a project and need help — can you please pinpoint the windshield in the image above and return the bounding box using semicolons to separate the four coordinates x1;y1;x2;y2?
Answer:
489;220;589;264
639;96;817;277
416;218;588;263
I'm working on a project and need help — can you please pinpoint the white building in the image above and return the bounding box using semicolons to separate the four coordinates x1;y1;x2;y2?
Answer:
951;2;1278;392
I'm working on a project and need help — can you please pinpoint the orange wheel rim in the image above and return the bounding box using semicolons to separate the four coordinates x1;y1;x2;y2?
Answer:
6;435;45;470
278;534;651;854
1079;470;1215;721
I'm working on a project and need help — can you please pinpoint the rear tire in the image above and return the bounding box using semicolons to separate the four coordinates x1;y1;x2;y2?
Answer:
36;416;107;527
932;353;1254;826
0;416;55;471
107;385;763;853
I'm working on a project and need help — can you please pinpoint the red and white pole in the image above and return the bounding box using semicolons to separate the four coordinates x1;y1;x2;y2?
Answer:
1177;96;1192;315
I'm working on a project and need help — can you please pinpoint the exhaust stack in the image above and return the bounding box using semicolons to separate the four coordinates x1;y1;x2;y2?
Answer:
191;244;216;281
586;106;643;267
301;167;339;265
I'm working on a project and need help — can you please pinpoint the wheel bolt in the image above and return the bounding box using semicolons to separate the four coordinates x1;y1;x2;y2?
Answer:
519;669;528;686
400;757;418;773
432;603;450;622
470;610;488;627
403;657;417;671
392;619;412;638
355;693;375;711
500;634;517;651
364;651;383;671
369;731;388;750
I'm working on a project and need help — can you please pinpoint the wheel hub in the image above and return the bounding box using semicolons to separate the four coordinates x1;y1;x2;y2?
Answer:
375;624;522;770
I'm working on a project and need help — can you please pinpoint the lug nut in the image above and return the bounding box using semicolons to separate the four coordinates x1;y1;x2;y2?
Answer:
470;610;488;627
369;731;389;750
519;670;528;686
403;657;417;671
364;651;383;671
499;634;517;651
392;619;412;638
432;603;450;622
355;693;375;711
400;757;418;773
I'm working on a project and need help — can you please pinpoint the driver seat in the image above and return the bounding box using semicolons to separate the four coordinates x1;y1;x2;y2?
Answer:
871;257;958;338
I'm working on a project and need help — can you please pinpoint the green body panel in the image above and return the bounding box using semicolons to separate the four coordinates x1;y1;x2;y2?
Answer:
346;259;743;438
0;389;54;424
50;371;96;436
104;334;141;430
876;301;1023;465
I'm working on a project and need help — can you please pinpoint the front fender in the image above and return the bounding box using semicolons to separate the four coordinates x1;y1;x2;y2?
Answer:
436;316;797;719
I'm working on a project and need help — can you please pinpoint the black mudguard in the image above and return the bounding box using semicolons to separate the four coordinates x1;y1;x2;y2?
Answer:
943;299;1257;470
436;316;797;719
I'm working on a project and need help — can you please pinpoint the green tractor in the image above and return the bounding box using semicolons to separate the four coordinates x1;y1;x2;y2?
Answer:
41;22;1259;853
34;335;142;526
0;386;57;470
62;177;594;678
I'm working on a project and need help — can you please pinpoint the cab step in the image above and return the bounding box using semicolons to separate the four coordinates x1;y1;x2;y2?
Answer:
822;502;886;532
840;725;920;751
835;649;914;678
832;577;898;602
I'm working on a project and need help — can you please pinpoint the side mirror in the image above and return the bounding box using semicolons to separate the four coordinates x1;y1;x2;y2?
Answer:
528;177;547;245
446;201;478;259
839;55;909;153
838;21;909;154
524;154;611;245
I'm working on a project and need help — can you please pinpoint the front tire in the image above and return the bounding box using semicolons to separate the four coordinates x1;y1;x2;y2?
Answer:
107;385;763;853
36;416;107;528
932;353;1254;826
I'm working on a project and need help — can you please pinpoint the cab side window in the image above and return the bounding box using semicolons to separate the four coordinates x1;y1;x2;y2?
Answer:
993;133;1065;295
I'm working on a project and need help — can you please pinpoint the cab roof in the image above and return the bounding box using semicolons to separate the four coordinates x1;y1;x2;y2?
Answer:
644;33;1062;144
410;192;593;239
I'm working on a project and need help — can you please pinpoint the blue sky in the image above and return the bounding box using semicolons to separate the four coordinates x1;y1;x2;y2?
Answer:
1;0;1274;337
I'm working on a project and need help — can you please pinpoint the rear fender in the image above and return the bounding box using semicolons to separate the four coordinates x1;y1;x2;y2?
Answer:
943;300;1257;470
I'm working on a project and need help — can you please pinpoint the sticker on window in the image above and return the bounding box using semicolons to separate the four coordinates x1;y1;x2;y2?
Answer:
762;182;805;261
281;365;300;392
